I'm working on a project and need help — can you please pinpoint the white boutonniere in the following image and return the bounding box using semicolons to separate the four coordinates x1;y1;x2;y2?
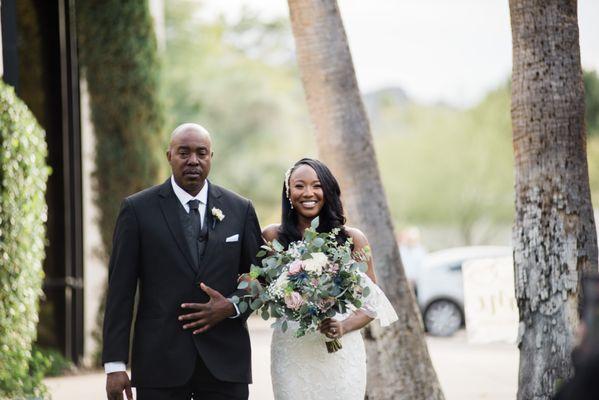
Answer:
211;207;225;222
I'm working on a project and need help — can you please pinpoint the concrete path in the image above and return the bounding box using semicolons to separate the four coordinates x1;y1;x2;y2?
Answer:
45;318;518;400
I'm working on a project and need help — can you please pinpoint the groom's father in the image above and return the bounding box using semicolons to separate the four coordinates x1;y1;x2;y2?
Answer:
103;124;262;400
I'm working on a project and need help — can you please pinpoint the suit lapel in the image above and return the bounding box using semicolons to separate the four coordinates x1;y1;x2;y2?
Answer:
157;179;197;279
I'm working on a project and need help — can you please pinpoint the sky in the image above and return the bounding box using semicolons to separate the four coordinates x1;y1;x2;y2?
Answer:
199;0;599;107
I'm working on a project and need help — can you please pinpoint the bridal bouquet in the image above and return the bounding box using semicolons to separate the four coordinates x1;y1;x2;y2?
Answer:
233;217;371;353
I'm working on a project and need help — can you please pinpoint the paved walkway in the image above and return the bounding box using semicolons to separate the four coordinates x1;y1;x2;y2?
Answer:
45;318;517;400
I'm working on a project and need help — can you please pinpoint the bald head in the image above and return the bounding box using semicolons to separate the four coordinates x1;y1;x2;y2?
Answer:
169;123;212;148
167;123;213;196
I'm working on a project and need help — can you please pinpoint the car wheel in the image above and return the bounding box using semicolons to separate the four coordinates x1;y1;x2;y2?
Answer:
424;300;462;337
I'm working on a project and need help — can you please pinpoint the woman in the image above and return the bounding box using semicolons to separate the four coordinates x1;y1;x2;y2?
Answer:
262;158;397;400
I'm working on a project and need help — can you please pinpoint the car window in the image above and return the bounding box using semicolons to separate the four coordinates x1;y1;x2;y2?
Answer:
448;262;462;272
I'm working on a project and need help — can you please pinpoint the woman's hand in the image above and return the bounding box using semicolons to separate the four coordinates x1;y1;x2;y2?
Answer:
319;318;345;339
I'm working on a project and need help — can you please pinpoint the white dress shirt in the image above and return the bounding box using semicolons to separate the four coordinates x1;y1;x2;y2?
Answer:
170;175;208;226
105;177;239;374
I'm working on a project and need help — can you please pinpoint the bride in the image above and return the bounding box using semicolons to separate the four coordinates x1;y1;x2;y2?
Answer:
262;158;398;400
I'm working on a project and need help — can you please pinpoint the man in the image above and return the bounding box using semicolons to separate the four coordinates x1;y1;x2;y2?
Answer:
103;123;262;400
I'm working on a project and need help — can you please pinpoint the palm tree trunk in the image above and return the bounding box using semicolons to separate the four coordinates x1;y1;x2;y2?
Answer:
287;1;444;398
509;1;598;398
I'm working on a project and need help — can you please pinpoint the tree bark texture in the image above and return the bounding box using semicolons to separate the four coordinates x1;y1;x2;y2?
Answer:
287;1;445;399
509;1;598;399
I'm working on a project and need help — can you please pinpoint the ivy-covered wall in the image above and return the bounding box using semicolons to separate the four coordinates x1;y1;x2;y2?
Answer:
76;0;166;363
77;0;166;257
0;81;51;398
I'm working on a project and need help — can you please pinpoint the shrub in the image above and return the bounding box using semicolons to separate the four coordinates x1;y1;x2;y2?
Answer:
0;81;51;398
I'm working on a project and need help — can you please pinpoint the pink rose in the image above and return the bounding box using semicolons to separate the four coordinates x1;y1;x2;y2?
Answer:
288;260;304;275
284;292;304;310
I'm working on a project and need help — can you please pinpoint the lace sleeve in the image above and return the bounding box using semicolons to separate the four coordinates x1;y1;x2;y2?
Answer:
359;273;399;327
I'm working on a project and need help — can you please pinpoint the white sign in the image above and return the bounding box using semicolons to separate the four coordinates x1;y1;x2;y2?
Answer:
463;256;519;344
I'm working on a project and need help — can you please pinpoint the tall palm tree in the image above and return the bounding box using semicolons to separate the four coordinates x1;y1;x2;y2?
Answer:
509;1;598;398
287;1;444;398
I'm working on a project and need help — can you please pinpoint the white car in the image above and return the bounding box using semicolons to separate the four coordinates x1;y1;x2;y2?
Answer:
415;246;512;336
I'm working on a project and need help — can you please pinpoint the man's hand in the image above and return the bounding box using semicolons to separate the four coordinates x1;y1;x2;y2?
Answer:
179;283;235;334
106;371;133;400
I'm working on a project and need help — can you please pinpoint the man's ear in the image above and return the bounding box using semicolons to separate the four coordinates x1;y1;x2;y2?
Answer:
166;149;172;162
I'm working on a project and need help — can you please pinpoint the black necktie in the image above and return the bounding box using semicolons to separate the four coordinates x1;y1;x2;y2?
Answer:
188;199;202;239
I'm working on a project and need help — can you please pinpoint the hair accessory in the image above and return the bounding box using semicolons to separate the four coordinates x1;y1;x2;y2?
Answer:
284;165;294;199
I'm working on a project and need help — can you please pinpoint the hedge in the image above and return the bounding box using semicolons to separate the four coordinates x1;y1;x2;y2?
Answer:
0;81;51;398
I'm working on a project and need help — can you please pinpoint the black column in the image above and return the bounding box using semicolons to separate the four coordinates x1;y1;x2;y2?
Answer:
1;0;19;87
58;0;84;363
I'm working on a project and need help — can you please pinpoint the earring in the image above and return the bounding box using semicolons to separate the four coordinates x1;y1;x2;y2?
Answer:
289;199;294;209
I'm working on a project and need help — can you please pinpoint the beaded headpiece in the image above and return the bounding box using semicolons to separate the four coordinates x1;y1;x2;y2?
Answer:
284;165;294;199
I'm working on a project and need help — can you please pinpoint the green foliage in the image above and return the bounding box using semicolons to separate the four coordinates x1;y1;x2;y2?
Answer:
163;1;313;223
77;0;166;257
31;345;72;378
376;83;514;245
583;70;599;210
0;81;51;399
77;0;165;364
584;70;599;136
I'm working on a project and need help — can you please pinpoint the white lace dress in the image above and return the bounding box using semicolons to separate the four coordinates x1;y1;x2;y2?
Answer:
270;275;398;400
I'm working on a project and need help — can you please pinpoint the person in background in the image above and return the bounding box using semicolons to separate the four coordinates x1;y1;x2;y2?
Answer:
398;226;426;294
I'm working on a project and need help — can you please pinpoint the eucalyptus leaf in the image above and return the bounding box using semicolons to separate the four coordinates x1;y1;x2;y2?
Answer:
272;240;284;252
355;262;367;273
362;286;371;298
310;216;320;229
261;309;270;320
250;299;263;310
237;280;249;290
239;302;248;314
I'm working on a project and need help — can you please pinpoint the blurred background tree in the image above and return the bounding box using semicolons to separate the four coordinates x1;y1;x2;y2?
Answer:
160;0;599;251
163;0;314;222
77;0;167;364
77;0;166;258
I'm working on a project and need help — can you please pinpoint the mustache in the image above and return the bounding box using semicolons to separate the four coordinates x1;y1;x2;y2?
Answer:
183;168;202;174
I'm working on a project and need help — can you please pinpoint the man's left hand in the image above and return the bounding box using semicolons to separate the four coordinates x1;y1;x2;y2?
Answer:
179;283;235;334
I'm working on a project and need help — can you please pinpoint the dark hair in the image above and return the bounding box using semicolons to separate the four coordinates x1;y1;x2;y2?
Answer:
277;158;350;248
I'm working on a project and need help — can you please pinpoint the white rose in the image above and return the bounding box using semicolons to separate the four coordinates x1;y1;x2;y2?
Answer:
303;252;328;275
275;272;289;289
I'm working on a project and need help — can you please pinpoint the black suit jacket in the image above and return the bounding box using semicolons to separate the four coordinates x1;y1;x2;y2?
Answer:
102;179;262;388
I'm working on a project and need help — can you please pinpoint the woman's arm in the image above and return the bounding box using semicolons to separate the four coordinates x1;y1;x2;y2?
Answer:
320;310;373;339
262;223;280;243
347;227;377;283
319;227;377;339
